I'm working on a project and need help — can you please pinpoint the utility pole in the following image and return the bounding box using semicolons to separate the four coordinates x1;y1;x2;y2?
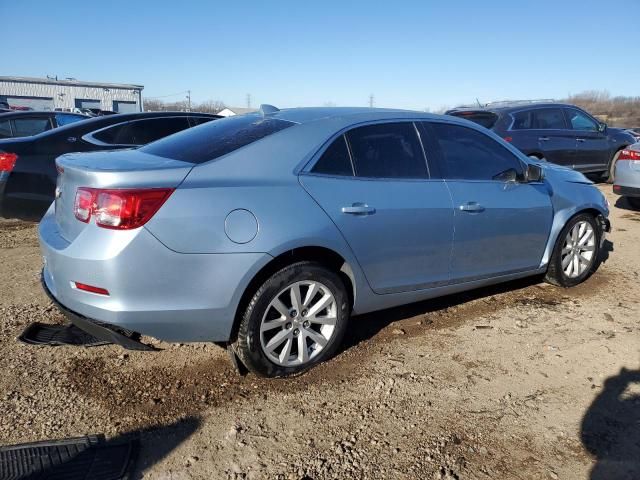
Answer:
186;90;191;111
246;93;252;108
369;94;374;108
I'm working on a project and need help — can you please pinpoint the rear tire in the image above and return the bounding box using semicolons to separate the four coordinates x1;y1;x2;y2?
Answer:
607;150;622;183
233;261;350;377
545;213;601;288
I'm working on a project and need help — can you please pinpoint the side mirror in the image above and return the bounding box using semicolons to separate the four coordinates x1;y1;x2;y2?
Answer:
525;163;544;182
598;122;607;133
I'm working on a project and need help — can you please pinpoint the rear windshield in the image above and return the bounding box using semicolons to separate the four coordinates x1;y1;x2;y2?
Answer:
449;111;498;129
141;114;295;164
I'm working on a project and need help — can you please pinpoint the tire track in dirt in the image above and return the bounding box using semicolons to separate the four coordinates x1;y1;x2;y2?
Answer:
64;271;614;433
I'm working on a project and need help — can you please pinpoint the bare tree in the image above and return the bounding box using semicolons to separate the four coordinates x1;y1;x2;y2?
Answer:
565;90;640;127
144;98;226;114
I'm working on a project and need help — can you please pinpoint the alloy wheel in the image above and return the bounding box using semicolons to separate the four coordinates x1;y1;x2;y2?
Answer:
259;281;337;367
561;220;596;278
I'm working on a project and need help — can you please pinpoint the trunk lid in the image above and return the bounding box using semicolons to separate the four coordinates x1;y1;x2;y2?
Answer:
55;149;193;241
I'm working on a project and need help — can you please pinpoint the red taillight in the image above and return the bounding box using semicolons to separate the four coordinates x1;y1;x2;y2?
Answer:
503;136;513;143
73;187;174;229
618;149;640;161
0;152;18;172
73;282;109;296
74;187;95;223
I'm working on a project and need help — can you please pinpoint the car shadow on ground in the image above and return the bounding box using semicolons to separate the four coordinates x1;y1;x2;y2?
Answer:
341;239;614;353
581;368;640;479
341;274;544;351
614;197;640;213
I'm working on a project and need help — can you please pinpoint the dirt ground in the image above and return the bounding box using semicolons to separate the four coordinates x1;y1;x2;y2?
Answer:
0;184;639;480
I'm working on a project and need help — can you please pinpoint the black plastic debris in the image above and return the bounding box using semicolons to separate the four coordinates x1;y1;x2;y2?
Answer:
0;434;137;480
17;322;110;347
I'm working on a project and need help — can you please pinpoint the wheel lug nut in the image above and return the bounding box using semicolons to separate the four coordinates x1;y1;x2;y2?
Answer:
290;310;298;318
303;320;310;328
293;328;300;336
302;309;308;316
285;322;292;329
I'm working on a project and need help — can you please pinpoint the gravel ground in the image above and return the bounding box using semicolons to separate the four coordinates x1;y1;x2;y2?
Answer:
0;185;639;479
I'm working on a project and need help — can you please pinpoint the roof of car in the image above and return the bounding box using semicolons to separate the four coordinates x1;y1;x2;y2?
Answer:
448;102;578;114
0;110;88;119
257;107;441;125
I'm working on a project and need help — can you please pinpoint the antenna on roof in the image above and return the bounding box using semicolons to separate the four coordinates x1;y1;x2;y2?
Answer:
476;98;482;107
260;104;280;116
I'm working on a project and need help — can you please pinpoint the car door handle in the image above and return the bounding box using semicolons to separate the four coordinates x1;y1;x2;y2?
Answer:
341;203;376;215
576;138;586;142
538;136;550;141
459;202;485;213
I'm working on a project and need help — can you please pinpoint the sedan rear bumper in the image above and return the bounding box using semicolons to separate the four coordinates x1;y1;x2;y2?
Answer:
41;271;156;351
613;184;640;197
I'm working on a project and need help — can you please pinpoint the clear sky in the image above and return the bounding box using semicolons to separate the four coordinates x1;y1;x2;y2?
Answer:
4;0;639;111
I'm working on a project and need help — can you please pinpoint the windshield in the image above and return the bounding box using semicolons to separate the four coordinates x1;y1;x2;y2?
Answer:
141;114;295;164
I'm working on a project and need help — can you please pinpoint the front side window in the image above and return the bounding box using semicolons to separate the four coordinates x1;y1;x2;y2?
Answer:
0;120;11;138
142;114;295;164
12;117;52;137
346;122;427;179
429;122;523;181
566;109;598;131
532;108;566;129
312;135;353;176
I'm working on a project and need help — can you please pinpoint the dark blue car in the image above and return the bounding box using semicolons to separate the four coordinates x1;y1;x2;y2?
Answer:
447;102;636;180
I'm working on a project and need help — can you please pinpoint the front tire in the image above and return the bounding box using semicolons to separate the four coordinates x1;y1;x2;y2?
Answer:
233;261;350;377
545;213;601;287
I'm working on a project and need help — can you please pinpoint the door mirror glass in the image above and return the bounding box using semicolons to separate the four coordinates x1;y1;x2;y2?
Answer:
525;163;544;182
598;122;607;133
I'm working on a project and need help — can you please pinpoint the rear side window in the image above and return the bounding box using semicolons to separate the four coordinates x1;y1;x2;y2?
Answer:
12;117;52;137
429;122;523;181
92;117;191;145
512;111;533;130
119;117;190;145
533;108;566;129
312;135;354;176
346;122;427;179
450;111;498;129
0;120;11;138
189;116;215;127
513;108;566;130
142;115;295;164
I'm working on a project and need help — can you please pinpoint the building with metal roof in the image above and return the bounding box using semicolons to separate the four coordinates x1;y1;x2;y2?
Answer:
0;76;144;113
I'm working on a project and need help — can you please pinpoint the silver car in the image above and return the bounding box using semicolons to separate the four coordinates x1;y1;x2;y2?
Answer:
39;106;610;377
613;143;640;209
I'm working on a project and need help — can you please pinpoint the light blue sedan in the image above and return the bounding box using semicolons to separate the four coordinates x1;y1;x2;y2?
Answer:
613;143;640;209
39;106;610;377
